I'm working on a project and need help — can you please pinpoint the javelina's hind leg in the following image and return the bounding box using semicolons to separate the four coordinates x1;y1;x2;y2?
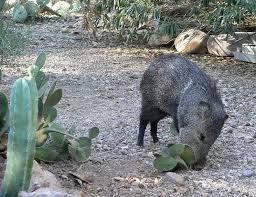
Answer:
150;120;159;143
137;118;149;146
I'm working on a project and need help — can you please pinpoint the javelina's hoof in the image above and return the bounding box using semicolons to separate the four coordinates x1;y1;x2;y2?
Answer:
153;137;159;143
137;140;144;147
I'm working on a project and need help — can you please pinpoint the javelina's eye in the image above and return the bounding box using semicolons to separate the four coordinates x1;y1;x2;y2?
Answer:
199;133;206;141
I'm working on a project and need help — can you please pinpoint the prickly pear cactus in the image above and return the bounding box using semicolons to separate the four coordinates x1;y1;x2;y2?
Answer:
24;1;39;18
12;4;28;23
0;91;8;136
0;65;39;197
153;144;195;172
36;0;50;7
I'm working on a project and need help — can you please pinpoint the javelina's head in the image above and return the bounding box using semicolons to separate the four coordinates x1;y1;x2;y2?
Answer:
178;100;228;164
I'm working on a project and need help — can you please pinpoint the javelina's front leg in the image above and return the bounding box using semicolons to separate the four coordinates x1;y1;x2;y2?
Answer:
150;121;159;143
137;118;149;146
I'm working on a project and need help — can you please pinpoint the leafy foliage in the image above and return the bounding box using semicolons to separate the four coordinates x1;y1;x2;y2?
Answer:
191;0;256;33
153;143;195;172
35;124;100;162
82;0;177;42
82;0;256;43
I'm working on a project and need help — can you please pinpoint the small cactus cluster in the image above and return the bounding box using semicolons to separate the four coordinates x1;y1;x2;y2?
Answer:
0;70;9;151
0;90;8;137
153;144;195;172
35;125;100;162
11;0;83;23
12;0;49;22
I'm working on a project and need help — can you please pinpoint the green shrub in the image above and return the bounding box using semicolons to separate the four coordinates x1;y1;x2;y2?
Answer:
191;0;256;33
82;0;177;42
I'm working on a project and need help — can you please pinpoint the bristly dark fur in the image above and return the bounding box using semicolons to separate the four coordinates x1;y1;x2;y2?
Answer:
137;54;228;162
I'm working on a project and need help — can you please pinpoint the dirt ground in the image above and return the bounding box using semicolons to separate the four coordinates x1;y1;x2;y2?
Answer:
1;17;256;197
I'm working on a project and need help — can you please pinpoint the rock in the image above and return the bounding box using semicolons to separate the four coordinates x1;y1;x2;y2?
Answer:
207;34;236;56
147;152;154;158
233;51;256;63
253;133;256;138
52;1;71;16
242;169;255;177
148;33;175;47
18;161;85;196
245;122;251;126
165;172;185;186
207;32;256;57
18;188;85;197
29;161;60;191
174;29;208;54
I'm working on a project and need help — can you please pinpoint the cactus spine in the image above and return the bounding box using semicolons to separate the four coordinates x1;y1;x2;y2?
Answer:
0;65;39;197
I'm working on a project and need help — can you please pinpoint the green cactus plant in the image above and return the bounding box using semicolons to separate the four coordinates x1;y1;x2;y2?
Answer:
12;4;28;23
0;53;100;165
0;91;8;137
35;124;100;162
31;53;100;162
0;65;39;197
23;1;39;18
153;144;195;172
36;0;50;8
10;0;61;23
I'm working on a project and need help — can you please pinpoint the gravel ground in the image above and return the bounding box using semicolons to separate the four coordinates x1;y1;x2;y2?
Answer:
1;17;255;197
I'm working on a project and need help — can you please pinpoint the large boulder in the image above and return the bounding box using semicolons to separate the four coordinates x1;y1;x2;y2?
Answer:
52;1;71;16
207;34;236;56
29;161;60;191
18;161;84;197
174;29;208;54
207;32;256;57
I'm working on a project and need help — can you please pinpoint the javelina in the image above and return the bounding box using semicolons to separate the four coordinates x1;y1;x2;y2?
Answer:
137;54;228;162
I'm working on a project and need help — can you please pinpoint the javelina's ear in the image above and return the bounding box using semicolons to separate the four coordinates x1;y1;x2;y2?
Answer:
224;113;229;120
197;101;211;119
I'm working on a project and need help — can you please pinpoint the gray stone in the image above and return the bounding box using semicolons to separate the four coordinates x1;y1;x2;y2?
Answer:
165;172;186;186
253;133;256;138
242;169;255;177
52;1;71;16
233;51;256;63
207;34;236;57
29;161;60;191
148;33;174;47
208;32;256;57
18;188;84;197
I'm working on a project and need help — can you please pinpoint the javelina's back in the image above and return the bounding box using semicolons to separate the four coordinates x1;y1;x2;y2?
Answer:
140;54;215;117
